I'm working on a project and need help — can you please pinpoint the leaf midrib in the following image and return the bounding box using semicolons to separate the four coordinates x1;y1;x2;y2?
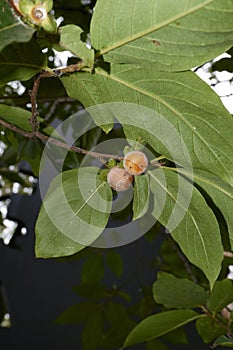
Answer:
98;0;214;55
149;169;209;267
0;61;45;69
166;167;233;199
0;22;20;33
96;68;231;179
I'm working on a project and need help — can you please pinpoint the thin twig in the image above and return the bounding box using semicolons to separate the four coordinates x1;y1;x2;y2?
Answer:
0;118;123;162
43;97;76;122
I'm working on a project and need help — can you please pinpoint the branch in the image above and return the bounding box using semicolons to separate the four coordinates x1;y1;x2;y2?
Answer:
28;75;41;133
0;118;123;162
27;63;83;134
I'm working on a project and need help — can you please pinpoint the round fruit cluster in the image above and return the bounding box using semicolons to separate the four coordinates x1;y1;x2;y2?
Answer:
107;151;148;192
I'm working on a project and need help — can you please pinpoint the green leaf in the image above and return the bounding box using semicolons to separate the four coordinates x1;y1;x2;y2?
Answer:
149;168;223;288
0;0;35;52
145;339;168;350
163;327;188;345
169;168;233;250
60;67;233;185
207;279;233;313
81;253;104;283
90;0;233;71
35;167;112;258
0;39;47;87
55;301;98;324
73;282;108;299
102;302;136;348
132;174;150;220
212;336;233;348
60;25;94;68
19;139;44;176
196;317;226;343
123;309;202;347
82;308;103;350
153;272;209;308
106;250;123;277
0;104;32;131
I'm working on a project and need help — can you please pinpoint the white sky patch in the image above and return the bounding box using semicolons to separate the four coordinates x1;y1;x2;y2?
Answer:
195;53;233;114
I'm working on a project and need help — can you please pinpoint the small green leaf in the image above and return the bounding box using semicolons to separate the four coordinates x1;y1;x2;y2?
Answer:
55;302;98;324
0;104;32;131
132;174;150;220
153;272;209;309
73;282;108;299
0;39;47;87
123;309;202;347
207;279;233;313
19;139;44;176
106;250;123;277
212;336;233;348
82;308;103;350
102;302;136;349
145;339;168;350
0;0;35;52
60;25;94;68
81;253;104;283
35;167;112;258
196;317;225;343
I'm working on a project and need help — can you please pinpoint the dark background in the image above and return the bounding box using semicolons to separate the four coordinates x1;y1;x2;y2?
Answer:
0;185;212;350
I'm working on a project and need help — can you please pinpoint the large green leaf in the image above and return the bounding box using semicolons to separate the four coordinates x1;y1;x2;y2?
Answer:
60;25;94;68
169;168;233;249
123;309;202;347
0;39;47;87
0;0;35;53
60;67;233;185
35;167;112;258
90;0;233;71
149;168;223;288
153;272;209;308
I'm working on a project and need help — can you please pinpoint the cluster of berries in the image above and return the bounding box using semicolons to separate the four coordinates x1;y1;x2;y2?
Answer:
107;151;148;192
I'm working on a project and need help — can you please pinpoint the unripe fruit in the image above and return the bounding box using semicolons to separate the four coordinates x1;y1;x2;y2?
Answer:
123;151;148;175
107;167;133;192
